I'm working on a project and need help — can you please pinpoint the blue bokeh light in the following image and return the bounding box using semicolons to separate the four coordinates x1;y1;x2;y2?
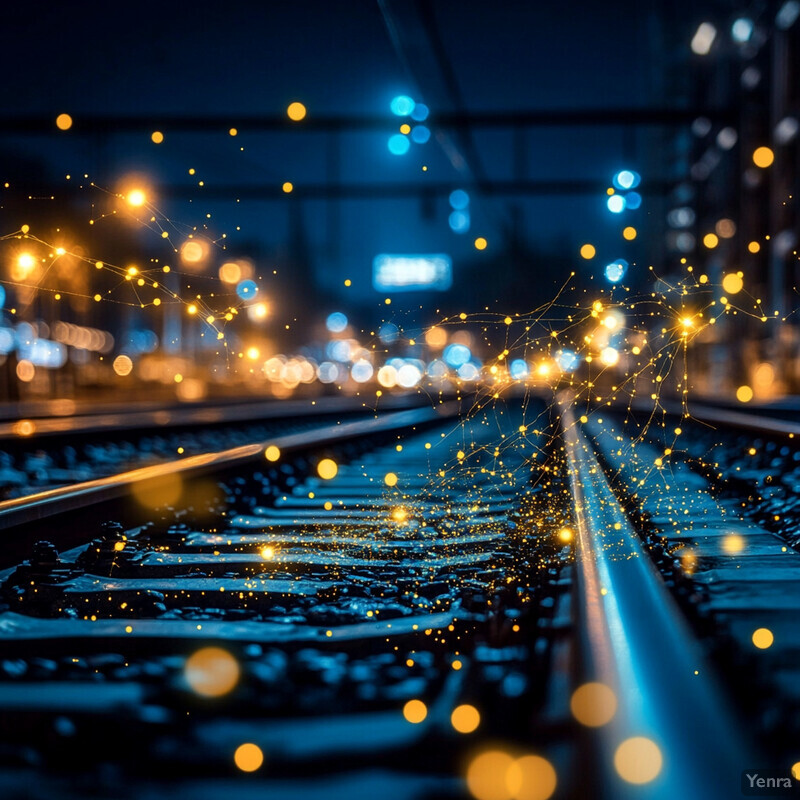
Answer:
326;311;348;333
410;103;429;121
411;125;430;144
604;259;629;283
607;195;626;213
443;343;471;367
448;210;470;233
509;359;529;380
449;189;470;210
613;170;641;190
0;285;5;309
556;349;579;371
625;191;642;210
390;95;415;116
236;279;258;300
388;134;411;155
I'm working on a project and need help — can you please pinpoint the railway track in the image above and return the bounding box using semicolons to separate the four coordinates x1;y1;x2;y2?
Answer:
1;394;799;798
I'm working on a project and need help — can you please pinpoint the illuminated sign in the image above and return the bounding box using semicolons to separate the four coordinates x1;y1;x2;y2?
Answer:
372;254;452;292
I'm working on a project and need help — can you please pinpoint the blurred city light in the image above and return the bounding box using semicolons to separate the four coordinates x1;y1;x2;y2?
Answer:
449;210;470;233
691;22;717;55
411;125;430;143
731;18;754;43
387;134;410;155
390;95;415;116
449;189;470;210
607;195;626;213
613;170;640;190
326;312;348;333
410;103;429;121
776;1;800;30
235;279;258;300
604;259;628;283
373;254;452;291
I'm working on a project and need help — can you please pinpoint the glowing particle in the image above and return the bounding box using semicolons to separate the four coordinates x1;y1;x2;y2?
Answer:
736;385;754;403
722;273;743;294
151;131;164;144
185;647;240;697
282;181;293;193
113;355;134;377
234;743;264;772
752;628;774;649
93;294;102;302
580;243;596;259
55;113;73;131
570;683;617;727
403;699;427;723
703;232;719;249
748;241;761;253
722;533;745;553
344;279;351;286
264;445;281;462
229;127;238;136
558;527;573;543
614;737;662;784
622;226;637;240
384;472;398;487
452;659;462;670
451;704;480;734
287;102;307;121
466;751;515;800
317;458;338;480
752;146;775;168
261;546;274;560
474;237;488;250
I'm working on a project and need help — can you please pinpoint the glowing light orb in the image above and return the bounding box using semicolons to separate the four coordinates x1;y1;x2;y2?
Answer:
403;699;427;723
127;189;146;207
570;682;617;727
752;628;774;649
736;385;754;403
264;445;281;462
703;232;719;249
614;737;663;784
388;134;411;155
449;210;470;233
180;240;206;264
390;95;415;116
753;146;775;168
384;472;398;487
411;125;430;143
622;226;637;240
219;262;242;284
185;647;240;697
607;195;626;213
113;355;134;376
613;169;640;190
511;755;558;800
151;131;164;144
326;311;348;333
317;458;338;480
236;279;258;300
449;189;470;210
234;743;264;772
287;102;307;121
55;113;73;131
722;273;743;294
451;704;480;733
580;243;596;259
604;259;628;283
600;347;620;366
474;237;488;250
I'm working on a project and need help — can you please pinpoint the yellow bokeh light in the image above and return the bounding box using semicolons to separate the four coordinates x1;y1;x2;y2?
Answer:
791;762;800;781
400;123;411;134
622;226;637;241
425;326;448;349
511;755;558;800
282;181;294;193
748;241;761;254
752;627;774;649
180;240;207;265
580;243;596;259
570;682;617;727
736;385;754;403
229;127;238;136
614;737;663;784
600;347;619;366
261;545;274;560
112;355;134;377
402;699;427;723
219;261;242;284
722;533;745;554
234;743;264;772
384;472;398;487
264;445;281;462
151;131;164;144
317;458;338;480
185;647;240;698
753;146;775;168
558;527;573;542
451;704;480;734
466;750;516;800
55;113;73;131
287;102;307;121
474;237;488;250
722;273;743;294
703;232;719;249
126;189;146;207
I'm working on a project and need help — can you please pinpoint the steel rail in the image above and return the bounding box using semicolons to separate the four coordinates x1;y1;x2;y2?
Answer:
560;396;750;800
0;402;459;530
